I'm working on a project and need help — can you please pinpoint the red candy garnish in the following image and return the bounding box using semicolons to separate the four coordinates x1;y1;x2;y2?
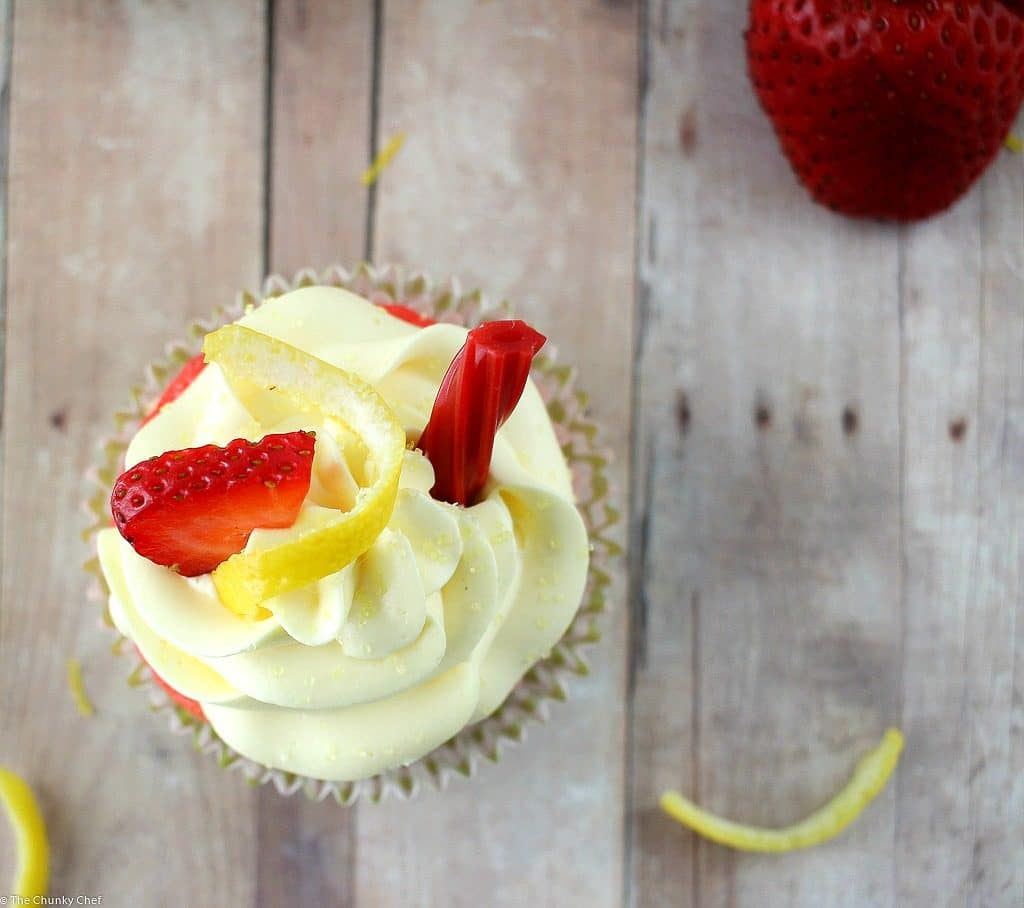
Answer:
418;320;546;506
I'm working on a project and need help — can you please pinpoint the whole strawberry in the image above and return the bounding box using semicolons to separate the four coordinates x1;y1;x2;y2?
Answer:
747;0;1024;221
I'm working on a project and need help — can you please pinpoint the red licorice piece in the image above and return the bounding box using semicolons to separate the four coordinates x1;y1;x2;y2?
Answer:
418;320;546;506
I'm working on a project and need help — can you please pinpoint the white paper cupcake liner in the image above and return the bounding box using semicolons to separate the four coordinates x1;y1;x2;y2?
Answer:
82;263;621;804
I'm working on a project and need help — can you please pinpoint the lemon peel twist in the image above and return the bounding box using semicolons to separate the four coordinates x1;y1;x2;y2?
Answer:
360;132;406;185
0;768;49;897
66;657;95;717
203;325;405;619
660;728;904;853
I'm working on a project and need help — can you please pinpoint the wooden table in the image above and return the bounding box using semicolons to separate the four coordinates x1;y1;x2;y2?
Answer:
2;2;1021;906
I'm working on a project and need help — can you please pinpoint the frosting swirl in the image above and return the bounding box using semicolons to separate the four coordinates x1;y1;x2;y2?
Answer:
97;287;589;781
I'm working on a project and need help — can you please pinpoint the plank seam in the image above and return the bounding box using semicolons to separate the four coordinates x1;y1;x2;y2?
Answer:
691;590;701;908
256;5;277;903
363;0;384;263
623;0;651;903
261;0;276;275
965;193;988;896
0;0;12;443
893;227;908;905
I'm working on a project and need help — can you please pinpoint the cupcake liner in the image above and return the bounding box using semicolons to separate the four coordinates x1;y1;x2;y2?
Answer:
82;263;621;804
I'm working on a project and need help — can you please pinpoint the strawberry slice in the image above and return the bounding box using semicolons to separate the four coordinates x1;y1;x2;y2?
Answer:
141;353;207;426
111;431;316;576
378;302;436;328
418;320;546;506
136;647;205;721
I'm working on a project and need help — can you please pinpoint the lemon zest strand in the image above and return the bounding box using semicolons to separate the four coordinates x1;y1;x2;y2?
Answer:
66;658;95;717
660;728;904;853
360;132;406;186
203;326;405;618
0;768;49;897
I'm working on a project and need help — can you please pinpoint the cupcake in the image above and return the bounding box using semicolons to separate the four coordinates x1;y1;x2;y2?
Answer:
85;267;617;801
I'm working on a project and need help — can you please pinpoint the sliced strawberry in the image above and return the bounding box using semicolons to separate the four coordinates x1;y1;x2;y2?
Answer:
136;647;206;720
111;431;316;576
141;353;207;426
378;302;436;327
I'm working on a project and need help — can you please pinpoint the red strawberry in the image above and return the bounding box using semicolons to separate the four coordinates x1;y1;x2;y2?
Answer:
111;431;316;576
141;353;207;426
378;302;437;327
747;0;1024;221
136;647;206;721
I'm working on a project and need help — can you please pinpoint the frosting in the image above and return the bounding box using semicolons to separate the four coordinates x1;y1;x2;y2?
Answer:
97;287;589;781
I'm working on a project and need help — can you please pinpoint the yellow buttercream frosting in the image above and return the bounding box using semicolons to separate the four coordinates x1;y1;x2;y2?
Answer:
97;286;589;781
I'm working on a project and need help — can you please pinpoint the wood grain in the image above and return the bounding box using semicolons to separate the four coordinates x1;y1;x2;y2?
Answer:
268;0;375;275
1;1;1021;905
630;3;1023;907
256;2;375;906
1;2;265;904
895;140;1024;905
0;0;8;428
630;2;903;905
360;2;638;906
965;156;1024;908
